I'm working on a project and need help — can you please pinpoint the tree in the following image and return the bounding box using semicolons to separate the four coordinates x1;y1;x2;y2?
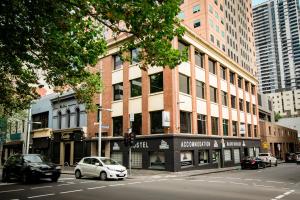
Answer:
274;112;282;122
0;0;186;114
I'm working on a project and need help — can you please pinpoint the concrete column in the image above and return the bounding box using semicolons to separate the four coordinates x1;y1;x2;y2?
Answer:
91;142;97;156
105;141;110;157
254;85;260;137
60;142;64;165
234;73;241;137
190;45;197;134
216;62;223;136
123;53;130;134
204;54;211;135
70;141;74;166
142;69;149;135
242;79;248;138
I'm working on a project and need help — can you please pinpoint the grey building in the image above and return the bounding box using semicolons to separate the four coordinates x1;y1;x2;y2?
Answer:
253;0;300;93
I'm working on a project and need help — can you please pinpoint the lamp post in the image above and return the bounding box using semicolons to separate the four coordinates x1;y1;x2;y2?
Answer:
97;106;112;157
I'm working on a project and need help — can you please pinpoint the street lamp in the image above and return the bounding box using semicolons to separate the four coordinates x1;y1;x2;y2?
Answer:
97;106;112;157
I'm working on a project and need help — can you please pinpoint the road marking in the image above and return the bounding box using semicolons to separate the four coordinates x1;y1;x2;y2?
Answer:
227;177;241;180
127;182;141;185
0;189;25;194
245;179;254;181
275;195;285;199
144;180;155;183
109;183;125;187
80;180;96;184
190;179;205;182
59;178;75;180
27;193;55;199
60;189;83;194
173;178;185;181
266;181;284;184
229;182;248;186
211;176;223;179
0;183;17;186
157;179;168;182
165;175;177;178
254;184;273;188
31;186;53;190
208;180;225;183
87;186;107;190
57;182;75;186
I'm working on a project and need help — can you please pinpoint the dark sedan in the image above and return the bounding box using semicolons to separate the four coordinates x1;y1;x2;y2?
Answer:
241;157;266;169
2;154;61;183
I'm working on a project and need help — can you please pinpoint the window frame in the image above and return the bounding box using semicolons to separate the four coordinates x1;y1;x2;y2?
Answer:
130;78;142;97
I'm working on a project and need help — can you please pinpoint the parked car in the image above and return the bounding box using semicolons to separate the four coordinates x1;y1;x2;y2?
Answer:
296;154;300;165
2;154;61;183
74;157;127;180
258;153;277;167
285;153;297;163
241;157;266;169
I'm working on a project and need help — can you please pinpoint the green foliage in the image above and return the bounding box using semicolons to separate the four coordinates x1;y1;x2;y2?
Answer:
274;112;282;122
0;0;185;113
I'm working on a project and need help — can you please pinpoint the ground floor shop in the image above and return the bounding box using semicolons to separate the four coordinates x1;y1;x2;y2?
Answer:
1;141;23;164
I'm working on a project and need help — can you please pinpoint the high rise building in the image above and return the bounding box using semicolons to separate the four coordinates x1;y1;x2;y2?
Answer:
253;0;300;93
179;0;257;76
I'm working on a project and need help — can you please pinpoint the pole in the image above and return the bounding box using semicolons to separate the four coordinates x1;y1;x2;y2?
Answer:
129;146;131;175
26;104;32;154
98;61;103;157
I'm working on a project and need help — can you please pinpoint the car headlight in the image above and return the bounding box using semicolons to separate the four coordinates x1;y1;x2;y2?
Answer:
30;166;42;172
107;167;117;172
55;166;61;170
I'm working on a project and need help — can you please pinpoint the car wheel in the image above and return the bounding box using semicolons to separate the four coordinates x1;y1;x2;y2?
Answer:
51;176;59;182
269;160;272;167
75;170;82;179
21;173;29;184
2;170;9;182
262;163;266;168
275;161;278;167
100;172;107;181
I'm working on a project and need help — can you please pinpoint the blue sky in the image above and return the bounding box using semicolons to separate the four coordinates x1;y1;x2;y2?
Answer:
252;0;267;6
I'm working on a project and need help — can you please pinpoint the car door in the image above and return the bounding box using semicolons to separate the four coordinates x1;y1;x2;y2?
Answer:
80;158;91;176
13;155;24;179
89;158;103;177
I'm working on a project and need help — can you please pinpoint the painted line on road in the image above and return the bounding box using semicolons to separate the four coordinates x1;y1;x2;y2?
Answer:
274;195;285;199
127;182;141;185
227;177;241;180
27;193;55;199
254;184;273;188
190;179;205;182
229;182;248;186
266;181;284;184
0;183;17;186
57;182;75;186
210;176;223;179
156;179;168;182
109;184;125;187
80;180;97;184
31;186;53;190
59;178;75;180
87;186;107;190
173;178;185;181
0;188;25;194
208;180;226;183
60;189;83;194
144;180;155;183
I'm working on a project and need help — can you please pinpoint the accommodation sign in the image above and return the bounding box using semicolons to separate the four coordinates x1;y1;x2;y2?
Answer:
181;140;211;148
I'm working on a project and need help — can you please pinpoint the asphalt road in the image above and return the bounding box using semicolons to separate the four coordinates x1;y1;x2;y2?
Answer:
0;163;299;200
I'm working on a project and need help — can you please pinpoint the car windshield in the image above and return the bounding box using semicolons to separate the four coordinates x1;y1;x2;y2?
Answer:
100;158;118;165
24;155;45;163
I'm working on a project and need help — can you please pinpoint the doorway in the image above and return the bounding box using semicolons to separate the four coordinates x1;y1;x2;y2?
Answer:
64;143;71;166
212;150;221;168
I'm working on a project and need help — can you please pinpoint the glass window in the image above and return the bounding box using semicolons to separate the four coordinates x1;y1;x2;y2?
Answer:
66;110;71;128
178;41;189;54
232;121;238;136
209;4;213;13
197;114;206;135
199;150;209;164
238;76;243;88
132;113;142;135
251;85;255;95
113;83;123;101
149;152;165;169
224;149;232;161
196;81;205;99
223;119;228;136
113;116;123;137
211;117;218;135
193;4;200;13
230;71;235;84
195;51;203;67
254;125;258;137
181;151;193;167
221;66;226;80
150;72;163;93
179;74;190;94
239;99;244;111
253;105;256;115
210;34;214;43
58;111;62;129
245;81;249;92
113;54;122;70
131;48;139;64
150;111;163;134
240;123;245;137
178;11;185;20
247;124;252;137
210;86;217;103
194;19;201;28
130;78;142;97
180;111;191;133
221;91;227;106
246;102;250;113
76;108;80;127
209;59;216;74
231;95;236;109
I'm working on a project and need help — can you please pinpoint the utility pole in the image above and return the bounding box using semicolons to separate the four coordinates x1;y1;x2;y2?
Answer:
25;104;32;154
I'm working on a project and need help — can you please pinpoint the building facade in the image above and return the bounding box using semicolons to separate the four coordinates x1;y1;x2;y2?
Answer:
179;0;257;76
86;27;261;172
253;0;300;93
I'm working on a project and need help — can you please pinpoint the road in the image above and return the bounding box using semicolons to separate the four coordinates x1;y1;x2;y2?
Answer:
0;163;299;200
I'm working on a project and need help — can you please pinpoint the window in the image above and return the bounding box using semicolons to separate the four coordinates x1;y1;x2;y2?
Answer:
195;51;203;67
251;85;255;95
232;121;238;136
150;72;163;93
238;76;242;88
199;150;209;164
223;119;228;136
180;111;191;133
224;149;232;161
58;111;62;129
193;5;200;13
231;95;236;108
194;19;201;28
230;71;235;84
214;0;218;5
196;81;205;99
32;112;49;130
240;123;245;137
131;48;139;64
150;111;163;134
209;59;216;74
239;99;244;111
178;11;185;20
197;114;206;135
179;74;190;94
150;152;165;169
181;151;193;167
253;105;256;115
66;110;71;128
211;117;218;135
210;34;214;43
178;41;189;54
210;86;218;103
113;83;123;101
254;125;258;137
76;108;80;127
246;102;250;113
221;66;226;80
113;116;123;136
247;124;252;137
245;81;249;92
221;91;228;106
209;4;213;13
130;78;142;97
132;113;142;135
113;54;122;70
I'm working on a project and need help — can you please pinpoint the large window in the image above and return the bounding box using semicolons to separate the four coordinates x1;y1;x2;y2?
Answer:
113;83;123;101
193;4;200;13
32;112;49;130
131;48;139;64
247;124;252;137
230;71;235;84
223;119;228;136
179;74;190;94
178;41;189;55
75;108;80;127
113;116;123;137
199;150;209;165
113;54;122;70
252;104;256;115
197;114;206;135
246;102;250;113
130;78;142;97
254;125;258;137
239;99;244;111
150;152;165;169
66;109;71;128
238;76;242;88
196;81;205;99
209;59;216;74
58;111;62;129
245;81;249;92
221;91;227;106
211;117;218;135
210;86;218;103
221;66;227;80
132;113;142;135
232;121;238;136
150;111;163;134
150;72;163;93
180;111;191;133
195;51;203;67
231;95;236;108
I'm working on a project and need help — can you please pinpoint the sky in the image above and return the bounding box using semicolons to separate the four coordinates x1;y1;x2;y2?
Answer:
252;0;268;6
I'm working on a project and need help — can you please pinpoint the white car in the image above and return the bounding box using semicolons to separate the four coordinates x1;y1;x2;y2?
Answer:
74;157;127;180
258;153;278;167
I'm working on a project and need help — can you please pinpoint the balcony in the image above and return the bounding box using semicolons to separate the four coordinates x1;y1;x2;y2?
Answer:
9;132;21;141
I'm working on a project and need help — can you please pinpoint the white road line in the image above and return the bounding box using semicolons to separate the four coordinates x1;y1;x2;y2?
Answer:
266;181;284;184
31;186;53;190
211;177;223;179
254;184;273;188
0;189;25;194
229;182;248;186
109;184;125;187
144;180;155;183
59;178;75;180
0;183;16;186
274;195;285;199
227;177;241;180
208;180;225;183
80;180;96;184
245;179;254;181
190;179;205;182
57;182;75;186
27;193;55;199
60;189;83;194
157;179;168;182
87;186;107;190
127;182;141;185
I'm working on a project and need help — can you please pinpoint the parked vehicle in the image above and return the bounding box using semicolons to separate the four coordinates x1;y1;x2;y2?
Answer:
296;154;300;165
241;157;266;169
2;154;61;183
74;157;127;180
258;153;277;167
285;153;297;163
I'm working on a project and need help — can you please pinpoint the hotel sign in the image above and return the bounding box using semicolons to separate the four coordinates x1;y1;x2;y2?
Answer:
181;140;211;148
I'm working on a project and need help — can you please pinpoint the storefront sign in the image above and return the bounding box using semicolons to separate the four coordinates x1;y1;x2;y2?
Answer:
113;142;120;150
159;140;169;150
132;141;149;149
162;111;170;127
213;140;219;148
226;141;242;147
61;133;70;140
181;140;211;148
